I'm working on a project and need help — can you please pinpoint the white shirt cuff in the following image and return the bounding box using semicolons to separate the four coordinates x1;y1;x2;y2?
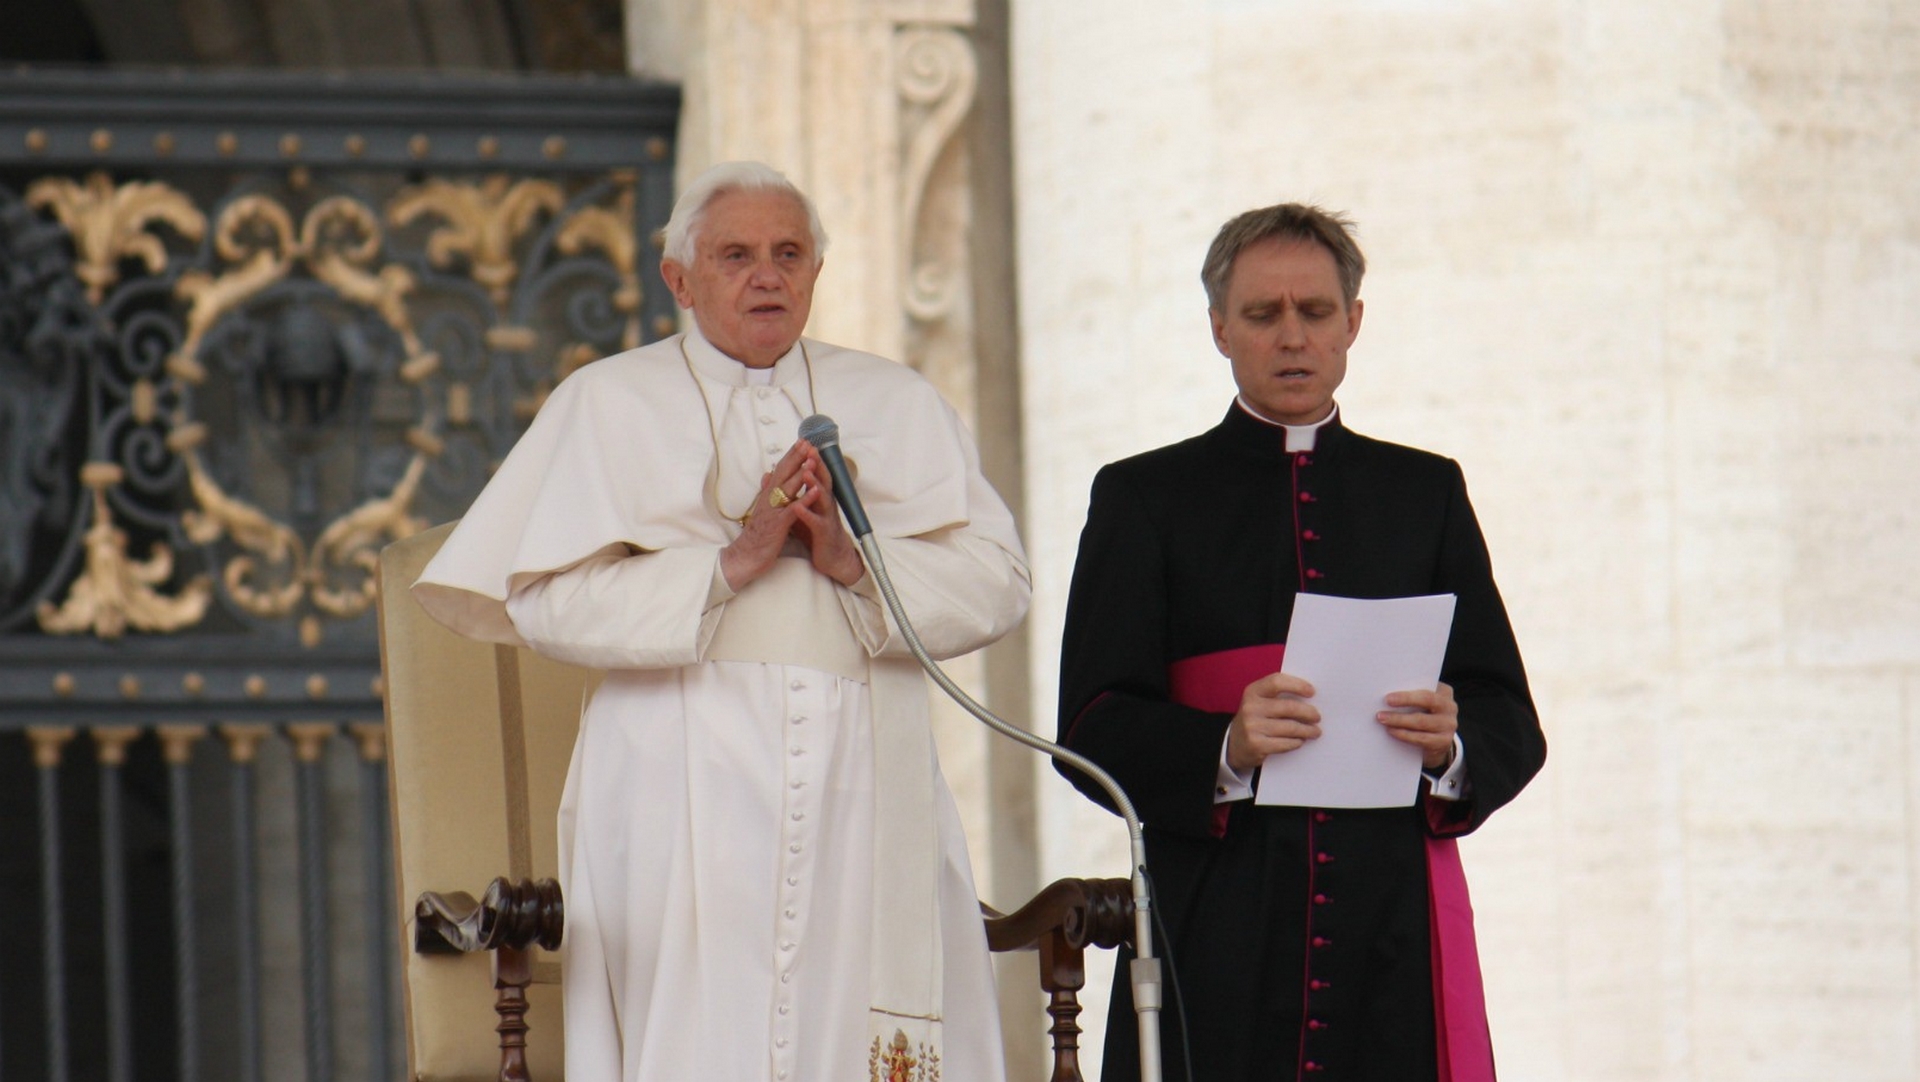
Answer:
705;557;737;610
1214;730;1255;803
1423;734;1469;801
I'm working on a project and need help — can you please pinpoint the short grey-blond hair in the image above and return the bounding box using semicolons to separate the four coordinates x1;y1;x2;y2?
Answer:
659;161;830;266
1201;202;1365;309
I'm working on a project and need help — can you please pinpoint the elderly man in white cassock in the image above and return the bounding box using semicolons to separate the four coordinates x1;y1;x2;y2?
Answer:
412;161;1028;1082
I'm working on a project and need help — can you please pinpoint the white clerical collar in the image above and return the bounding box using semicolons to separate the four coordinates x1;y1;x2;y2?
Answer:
682;322;807;388
1235;397;1338;452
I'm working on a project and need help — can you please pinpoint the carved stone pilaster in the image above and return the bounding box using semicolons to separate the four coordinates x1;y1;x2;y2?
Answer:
896;24;978;327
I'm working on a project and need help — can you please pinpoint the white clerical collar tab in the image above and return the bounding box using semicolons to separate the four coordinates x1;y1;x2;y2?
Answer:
1234;397;1337;452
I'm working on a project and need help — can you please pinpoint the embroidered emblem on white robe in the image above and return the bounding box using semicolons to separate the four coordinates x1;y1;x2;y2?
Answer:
869;1028;941;1082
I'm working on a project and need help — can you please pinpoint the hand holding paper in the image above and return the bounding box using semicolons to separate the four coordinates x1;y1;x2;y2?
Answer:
1225;671;1322;774
1254;592;1457;808
1379;680;1458;771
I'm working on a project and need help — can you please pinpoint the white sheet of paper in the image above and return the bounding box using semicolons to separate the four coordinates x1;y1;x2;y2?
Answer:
1254;592;1457;808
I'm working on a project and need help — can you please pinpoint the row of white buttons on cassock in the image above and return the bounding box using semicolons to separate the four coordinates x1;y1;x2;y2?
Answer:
748;376;819;1081
770;672;822;1081
758;385;789;458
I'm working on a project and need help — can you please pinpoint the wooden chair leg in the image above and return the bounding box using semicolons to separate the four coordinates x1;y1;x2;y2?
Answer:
493;944;533;1082
1040;933;1090;1082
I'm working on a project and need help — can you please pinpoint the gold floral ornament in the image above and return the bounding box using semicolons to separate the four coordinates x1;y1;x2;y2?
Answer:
38;463;212;639
555;177;642;351
27;172;205;306
388;174;565;307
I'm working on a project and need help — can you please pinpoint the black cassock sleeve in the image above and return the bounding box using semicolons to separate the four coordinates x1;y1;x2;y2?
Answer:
1056;464;1236;839
1424;460;1547;835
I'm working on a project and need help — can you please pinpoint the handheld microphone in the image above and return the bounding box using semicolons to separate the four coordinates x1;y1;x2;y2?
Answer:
797;414;873;538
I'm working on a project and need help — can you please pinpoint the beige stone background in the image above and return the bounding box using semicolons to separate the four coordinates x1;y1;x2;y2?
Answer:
1012;2;1920;1080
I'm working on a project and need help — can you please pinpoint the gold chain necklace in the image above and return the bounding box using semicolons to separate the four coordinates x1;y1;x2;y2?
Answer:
680;334;819;524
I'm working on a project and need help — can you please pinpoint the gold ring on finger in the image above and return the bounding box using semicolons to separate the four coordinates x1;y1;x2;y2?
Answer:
768;485;793;508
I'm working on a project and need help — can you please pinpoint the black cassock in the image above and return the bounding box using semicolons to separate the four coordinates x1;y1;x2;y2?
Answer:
1058;405;1546;1082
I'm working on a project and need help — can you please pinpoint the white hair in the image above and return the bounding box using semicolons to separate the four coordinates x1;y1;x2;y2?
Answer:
659;161;829;266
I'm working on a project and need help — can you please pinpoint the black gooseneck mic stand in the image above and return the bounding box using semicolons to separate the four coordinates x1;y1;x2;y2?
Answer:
799;414;1164;1082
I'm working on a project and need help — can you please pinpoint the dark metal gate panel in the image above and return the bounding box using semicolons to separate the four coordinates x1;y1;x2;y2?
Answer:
0;67;678;1082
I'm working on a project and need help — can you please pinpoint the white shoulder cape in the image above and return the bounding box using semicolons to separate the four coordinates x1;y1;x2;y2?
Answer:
413;332;998;645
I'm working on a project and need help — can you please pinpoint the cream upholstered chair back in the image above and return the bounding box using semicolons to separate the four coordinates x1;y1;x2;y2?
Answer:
378;521;593;1081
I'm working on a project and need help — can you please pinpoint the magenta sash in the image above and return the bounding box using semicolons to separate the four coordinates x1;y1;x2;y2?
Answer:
1166;644;1495;1082
1426;837;1494;1080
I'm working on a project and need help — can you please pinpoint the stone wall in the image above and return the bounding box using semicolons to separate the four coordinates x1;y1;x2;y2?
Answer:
1011;2;1920;1079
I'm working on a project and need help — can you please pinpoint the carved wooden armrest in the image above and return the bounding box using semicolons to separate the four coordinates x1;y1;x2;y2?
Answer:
416;876;564;954
983;877;1135;1082
414;878;564;1082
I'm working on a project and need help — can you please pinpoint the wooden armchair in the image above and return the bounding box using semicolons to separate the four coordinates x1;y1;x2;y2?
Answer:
378;524;1133;1081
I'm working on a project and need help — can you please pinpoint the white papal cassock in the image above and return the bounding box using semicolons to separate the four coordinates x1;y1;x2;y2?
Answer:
412;327;1029;1082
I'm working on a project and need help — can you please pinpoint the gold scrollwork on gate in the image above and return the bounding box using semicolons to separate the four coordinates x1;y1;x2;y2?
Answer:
170;422;307;618
167;194;438;630
32;170;633;642
555;175;642;351
304;195;430;361
169;195;298;385
308;451;428;618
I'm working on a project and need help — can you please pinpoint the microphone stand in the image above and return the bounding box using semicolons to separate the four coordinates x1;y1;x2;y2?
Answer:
853;531;1165;1082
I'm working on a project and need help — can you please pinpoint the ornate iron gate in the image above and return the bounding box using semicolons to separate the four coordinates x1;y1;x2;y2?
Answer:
0;67;678;1082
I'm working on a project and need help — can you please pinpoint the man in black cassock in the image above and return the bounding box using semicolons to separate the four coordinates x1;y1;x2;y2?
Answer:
1057;203;1546;1082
